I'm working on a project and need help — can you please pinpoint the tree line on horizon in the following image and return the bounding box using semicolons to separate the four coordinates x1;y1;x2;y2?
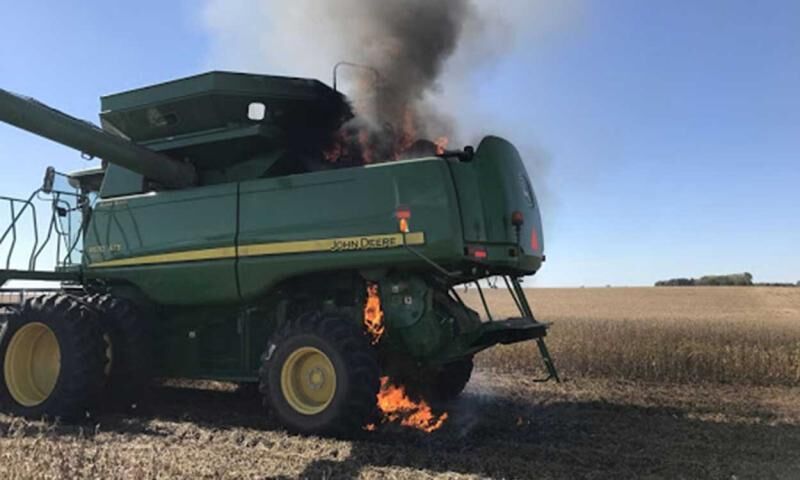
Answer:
655;273;800;287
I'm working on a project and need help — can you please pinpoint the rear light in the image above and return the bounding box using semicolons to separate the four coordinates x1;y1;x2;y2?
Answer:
395;206;411;233
467;246;488;259
511;211;524;227
395;206;411;219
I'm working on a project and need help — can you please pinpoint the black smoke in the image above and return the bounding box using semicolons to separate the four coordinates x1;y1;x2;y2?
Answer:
316;0;475;163
349;1;472;136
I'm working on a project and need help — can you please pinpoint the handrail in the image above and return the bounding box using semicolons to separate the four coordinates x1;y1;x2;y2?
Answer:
0;181;87;273
0;191;39;270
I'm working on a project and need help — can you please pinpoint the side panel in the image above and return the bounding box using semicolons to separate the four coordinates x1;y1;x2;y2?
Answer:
472;137;544;254
237;159;464;300
154;306;247;379
450;136;545;273
84;184;239;305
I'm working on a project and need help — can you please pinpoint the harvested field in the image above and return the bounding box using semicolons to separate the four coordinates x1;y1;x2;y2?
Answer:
1;287;799;479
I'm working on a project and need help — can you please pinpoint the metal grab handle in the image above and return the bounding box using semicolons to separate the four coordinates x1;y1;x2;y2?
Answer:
0;191;40;270
1;182;87;272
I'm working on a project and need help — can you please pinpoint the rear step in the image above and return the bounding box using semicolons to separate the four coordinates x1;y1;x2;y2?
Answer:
470;315;559;383
471;316;549;347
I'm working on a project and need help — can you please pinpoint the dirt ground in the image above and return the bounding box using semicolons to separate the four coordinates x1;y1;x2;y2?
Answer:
1;375;798;479
1;287;799;479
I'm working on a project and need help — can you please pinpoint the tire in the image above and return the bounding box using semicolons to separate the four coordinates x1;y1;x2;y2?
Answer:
83;294;152;409
260;311;380;436
429;357;474;402
0;294;106;420
400;356;474;404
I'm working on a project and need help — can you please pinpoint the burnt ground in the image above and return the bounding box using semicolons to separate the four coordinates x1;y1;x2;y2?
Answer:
2;371;799;479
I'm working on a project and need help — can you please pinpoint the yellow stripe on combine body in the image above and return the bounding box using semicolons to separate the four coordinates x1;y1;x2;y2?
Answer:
238;232;425;256
89;232;426;268
90;246;237;268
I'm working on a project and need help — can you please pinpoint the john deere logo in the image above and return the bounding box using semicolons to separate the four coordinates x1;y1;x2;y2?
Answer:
331;235;399;252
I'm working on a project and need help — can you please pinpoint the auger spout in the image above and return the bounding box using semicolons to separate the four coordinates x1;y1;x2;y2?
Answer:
0;88;196;188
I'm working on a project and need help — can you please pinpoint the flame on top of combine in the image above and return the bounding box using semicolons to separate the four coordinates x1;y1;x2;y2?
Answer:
374;377;449;433
364;283;385;344
434;136;449;155
322;97;450;167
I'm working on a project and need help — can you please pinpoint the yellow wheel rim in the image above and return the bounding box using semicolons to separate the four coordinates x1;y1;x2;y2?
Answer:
4;322;61;407
280;346;336;415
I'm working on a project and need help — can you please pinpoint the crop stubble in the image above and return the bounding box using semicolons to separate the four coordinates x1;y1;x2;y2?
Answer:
1;287;799;478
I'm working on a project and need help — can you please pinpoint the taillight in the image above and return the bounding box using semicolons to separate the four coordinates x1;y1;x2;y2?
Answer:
395;206;411;233
467;245;488;259
395;206;411;220
511;211;524;227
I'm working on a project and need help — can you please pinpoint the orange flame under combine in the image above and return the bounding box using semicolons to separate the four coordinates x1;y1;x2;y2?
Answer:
361;285;449;433
363;283;385;344
373;377;449;433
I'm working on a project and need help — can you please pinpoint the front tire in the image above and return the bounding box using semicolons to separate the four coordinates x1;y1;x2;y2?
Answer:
260;311;379;436
0;294;106;420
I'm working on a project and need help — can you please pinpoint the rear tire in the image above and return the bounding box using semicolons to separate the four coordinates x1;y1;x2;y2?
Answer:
399;356;474;404
0;294;105;420
428;357;474;402
260;311;380;436
83;294;152;410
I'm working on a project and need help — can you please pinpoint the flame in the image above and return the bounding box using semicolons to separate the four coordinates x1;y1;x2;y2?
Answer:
398;108;417;153
363;283;385;344
358;129;374;165
373;377;448;433
322;102;451;165
323;136;343;163
361;284;449;433
434;136;449;155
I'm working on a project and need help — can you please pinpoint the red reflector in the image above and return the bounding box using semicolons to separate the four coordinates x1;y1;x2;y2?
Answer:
395;206;411;220
530;230;540;251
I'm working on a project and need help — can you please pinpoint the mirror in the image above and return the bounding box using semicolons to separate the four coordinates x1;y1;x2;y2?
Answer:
42;166;56;193
247;102;266;121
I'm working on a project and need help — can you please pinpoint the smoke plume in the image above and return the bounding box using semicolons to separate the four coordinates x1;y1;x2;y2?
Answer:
305;0;477;163
203;0;578;168
203;0;488;161
338;1;470;139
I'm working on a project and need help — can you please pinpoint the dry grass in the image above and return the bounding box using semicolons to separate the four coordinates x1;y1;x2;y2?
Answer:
1;287;799;479
469;287;800;386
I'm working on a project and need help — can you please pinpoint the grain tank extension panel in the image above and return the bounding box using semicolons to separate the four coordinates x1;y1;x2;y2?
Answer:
100;71;353;168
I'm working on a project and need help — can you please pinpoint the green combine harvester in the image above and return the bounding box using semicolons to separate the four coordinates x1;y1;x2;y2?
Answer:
0;72;557;435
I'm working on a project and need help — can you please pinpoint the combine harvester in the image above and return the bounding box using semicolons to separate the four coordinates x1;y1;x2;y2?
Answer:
0;72;557;435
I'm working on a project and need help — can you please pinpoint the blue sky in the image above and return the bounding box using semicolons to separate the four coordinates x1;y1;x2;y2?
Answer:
1;1;798;286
